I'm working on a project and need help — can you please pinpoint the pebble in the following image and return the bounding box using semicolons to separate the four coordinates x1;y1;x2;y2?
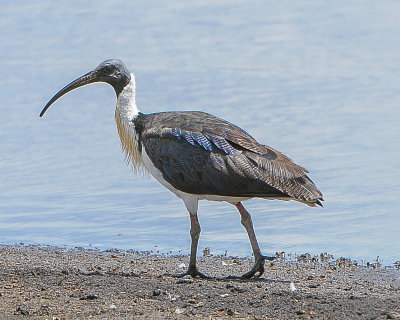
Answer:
202;247;211;257
176;279;193;284
80;294;99;300
15;306;29;315
80;269;105;276
152;289;162;296
120;271;141;277
226;283;245;293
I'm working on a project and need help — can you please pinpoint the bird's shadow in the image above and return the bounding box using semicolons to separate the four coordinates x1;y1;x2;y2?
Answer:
214;276;294;284
164;272;295;283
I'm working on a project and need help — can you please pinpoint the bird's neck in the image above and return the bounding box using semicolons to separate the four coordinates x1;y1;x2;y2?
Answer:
115;73;144;172
116;73;139;121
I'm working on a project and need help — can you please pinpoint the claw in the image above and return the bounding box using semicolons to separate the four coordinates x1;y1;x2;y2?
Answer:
172;270;210;279
226;255;275;280
167;266;211;279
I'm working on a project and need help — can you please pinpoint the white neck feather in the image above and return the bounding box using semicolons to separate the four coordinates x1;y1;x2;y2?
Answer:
116;73;139;121
115;73;144;172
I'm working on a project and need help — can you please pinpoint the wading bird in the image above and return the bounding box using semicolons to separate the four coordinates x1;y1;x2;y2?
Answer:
40;59;323;279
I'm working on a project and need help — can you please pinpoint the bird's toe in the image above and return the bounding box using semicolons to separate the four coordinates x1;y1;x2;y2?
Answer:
167;267;211;279
226;255;275;280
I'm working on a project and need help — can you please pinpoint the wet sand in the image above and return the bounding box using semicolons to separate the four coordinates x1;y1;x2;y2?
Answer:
0;245;399;319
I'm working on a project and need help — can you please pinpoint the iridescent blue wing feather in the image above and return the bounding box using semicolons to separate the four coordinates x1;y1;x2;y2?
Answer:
135;111;323;205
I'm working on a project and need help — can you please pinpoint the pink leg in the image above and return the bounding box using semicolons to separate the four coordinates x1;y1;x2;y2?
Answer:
188;212;201;273
233;202;274;279
236;202;263;260
171;211;209;279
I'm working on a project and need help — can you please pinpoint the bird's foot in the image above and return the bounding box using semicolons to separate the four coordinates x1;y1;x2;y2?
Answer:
167;266;211;279
226;255;275;280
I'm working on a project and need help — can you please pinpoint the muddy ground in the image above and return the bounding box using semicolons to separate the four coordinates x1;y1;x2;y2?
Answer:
0;245;399;319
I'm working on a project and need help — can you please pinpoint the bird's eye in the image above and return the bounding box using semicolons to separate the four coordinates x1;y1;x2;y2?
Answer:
103;65;113;74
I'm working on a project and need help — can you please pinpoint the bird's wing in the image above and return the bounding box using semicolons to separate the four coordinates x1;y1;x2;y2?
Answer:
136;111;323;205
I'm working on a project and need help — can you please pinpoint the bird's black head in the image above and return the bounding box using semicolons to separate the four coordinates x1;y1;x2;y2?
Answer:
40;59;131;117
92;59;131;94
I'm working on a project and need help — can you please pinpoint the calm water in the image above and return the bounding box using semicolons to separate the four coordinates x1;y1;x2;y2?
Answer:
1;1;399;264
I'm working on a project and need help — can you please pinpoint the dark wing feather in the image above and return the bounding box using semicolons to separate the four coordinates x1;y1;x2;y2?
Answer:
136;111;323;205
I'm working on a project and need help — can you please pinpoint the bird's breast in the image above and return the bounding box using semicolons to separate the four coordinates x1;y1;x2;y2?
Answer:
115;110;144;172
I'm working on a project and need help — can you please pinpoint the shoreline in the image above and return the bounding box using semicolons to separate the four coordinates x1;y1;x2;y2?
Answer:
0;244;399;319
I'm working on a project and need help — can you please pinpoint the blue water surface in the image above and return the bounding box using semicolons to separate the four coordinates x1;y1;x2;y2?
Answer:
0;1;399;264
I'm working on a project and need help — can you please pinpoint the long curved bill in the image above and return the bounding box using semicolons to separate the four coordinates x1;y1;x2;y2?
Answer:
39;70;98;117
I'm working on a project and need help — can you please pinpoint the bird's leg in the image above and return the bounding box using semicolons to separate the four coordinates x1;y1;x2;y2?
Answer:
188;213;205;276
172;212;210;279
229;202;274;279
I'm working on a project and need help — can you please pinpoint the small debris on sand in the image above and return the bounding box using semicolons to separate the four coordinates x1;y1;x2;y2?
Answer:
0;244;399;319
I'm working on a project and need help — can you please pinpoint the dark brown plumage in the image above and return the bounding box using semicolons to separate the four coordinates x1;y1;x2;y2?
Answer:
40;59;324;280
135;111;323;206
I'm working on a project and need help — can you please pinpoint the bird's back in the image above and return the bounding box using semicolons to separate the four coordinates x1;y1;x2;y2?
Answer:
133;111;323;206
